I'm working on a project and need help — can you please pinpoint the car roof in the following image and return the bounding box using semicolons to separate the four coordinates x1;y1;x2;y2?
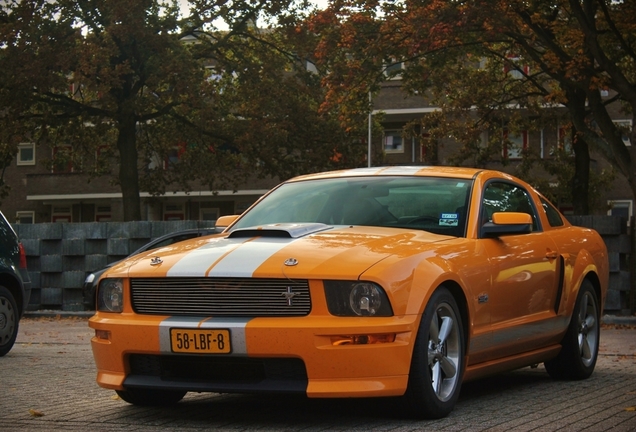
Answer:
287;166;485;182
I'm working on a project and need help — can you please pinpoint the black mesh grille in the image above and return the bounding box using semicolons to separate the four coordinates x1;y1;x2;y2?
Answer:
129;354;308;383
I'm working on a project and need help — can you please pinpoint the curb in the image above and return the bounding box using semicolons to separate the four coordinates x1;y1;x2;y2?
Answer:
24;310;95;319
601;314;636;326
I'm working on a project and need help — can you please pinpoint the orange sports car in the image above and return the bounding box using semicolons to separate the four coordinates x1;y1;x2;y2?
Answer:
89;166;608;419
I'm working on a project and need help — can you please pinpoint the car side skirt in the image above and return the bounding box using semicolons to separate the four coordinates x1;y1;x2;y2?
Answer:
463;344;561;382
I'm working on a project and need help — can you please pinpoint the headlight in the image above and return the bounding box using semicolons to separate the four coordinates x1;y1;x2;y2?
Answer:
84;273;95;284
97;278;124;312
324;281;393;317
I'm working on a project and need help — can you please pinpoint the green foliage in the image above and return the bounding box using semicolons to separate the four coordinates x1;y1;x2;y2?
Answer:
0;0;361;219
303;0;636;213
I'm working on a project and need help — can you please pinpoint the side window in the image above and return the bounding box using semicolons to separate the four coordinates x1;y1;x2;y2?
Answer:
482;182;539;231
540;198;564;227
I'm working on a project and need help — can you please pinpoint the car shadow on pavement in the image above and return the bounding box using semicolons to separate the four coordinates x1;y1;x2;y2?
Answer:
108;367;560;426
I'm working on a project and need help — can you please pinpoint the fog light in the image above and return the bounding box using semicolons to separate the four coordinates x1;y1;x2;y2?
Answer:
95;330;110;340
331;333;396;346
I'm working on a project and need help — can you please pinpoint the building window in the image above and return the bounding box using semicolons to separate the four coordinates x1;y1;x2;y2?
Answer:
17;143;36;166
613;120;632;146
384;59;404;80
95;205;112;222
558;126;574;154
199;203;219;221
51;145;73;173
505;55;529;79
164;203;185;221
384;130;404;153
15;211;34;224
503;130;528;159
52;206;72;222
163;142;186;169
608;200;633;226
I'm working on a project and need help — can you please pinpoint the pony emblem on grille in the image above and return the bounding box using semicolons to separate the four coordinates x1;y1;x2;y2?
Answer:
281;287;298;306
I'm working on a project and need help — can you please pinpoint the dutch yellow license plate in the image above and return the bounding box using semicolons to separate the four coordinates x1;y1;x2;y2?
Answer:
170;328;231;354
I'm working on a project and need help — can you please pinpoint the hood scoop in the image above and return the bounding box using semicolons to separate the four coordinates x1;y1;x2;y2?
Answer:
228;223;332;239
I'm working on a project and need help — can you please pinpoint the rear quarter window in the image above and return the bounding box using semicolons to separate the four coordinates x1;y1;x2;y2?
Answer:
541;198;564;227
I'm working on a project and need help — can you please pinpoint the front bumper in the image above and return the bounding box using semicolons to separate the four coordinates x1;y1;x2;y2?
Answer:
89;313;418;398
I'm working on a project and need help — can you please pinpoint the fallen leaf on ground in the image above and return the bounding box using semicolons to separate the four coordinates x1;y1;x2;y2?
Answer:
29;409;44;417
625;406;636;412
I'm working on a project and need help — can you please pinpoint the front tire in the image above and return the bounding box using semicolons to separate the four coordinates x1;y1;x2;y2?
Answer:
116;388;187;406
0;286;19;357
545;280;599;380
402;287;464;419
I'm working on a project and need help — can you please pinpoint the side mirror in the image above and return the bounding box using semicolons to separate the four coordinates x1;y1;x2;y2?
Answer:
482;212;533;238
215;215;240;233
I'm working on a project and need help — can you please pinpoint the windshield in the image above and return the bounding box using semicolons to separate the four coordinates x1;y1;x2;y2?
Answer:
232;176;473;237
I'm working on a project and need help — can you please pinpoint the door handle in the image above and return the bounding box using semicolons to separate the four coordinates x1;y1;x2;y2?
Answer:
545;250;558;260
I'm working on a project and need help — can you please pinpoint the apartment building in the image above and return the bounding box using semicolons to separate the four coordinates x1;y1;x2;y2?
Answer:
375;77;634;222
1;77;633;224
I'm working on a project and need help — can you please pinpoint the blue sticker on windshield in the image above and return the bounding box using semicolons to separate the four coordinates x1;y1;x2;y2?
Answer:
439;213;459;227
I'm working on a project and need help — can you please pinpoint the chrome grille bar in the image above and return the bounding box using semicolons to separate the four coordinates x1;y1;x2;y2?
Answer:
131;278;311;317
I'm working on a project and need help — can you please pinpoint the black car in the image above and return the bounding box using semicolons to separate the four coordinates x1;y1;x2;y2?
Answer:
0;211;31;356
83;228;218;309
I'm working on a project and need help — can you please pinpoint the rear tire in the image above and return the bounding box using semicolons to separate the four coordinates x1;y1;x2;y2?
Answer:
401;286;464;419
0;286;19;357
545;280;599;380
116;388;187;406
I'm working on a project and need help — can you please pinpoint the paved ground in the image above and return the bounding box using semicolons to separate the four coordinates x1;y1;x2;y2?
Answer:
1;316;635;431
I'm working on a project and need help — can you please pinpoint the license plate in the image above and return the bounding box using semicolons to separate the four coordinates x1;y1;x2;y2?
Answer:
170;328;231;354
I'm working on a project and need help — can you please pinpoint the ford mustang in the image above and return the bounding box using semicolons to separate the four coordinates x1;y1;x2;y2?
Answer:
89;166;608;419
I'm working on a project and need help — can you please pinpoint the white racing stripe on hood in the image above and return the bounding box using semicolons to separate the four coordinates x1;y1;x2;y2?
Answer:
208;237;293;277
166;237;252;277
167;236;296;278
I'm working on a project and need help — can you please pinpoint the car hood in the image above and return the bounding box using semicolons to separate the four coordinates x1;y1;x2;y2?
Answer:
109;223;454;280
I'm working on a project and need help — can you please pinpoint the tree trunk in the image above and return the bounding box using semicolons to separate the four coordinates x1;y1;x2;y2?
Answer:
117;118;142;221
571;129;590;215
628;145;636;216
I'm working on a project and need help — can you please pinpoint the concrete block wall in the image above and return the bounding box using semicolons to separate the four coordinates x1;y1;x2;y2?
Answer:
13;220;216;311
568;215;633;314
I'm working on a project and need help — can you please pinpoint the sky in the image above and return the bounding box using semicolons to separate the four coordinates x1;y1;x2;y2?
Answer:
178;1;330;28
